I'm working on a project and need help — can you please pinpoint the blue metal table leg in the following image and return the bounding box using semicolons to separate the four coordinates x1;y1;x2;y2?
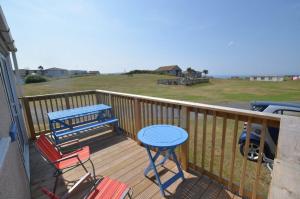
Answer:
49;120;59;144
144;147;162;176
145;146;165;196
171;149;185;180
157;148;172;166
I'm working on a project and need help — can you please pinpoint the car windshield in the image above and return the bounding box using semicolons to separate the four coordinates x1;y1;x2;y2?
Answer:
251;105;268;112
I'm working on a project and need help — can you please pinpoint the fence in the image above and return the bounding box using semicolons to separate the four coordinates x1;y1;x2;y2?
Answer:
21;89;281;199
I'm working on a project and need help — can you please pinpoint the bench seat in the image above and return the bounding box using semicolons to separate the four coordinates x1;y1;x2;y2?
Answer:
55;118;118;138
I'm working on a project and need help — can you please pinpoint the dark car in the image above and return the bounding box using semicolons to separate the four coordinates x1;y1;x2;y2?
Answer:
238;101;300;161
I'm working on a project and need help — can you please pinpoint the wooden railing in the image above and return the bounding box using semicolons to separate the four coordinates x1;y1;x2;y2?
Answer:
20;90;281;199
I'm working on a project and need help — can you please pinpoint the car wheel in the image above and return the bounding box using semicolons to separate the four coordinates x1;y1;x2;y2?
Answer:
239;140;261;161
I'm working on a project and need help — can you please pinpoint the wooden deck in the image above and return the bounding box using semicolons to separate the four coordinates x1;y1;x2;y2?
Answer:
30;130;240;199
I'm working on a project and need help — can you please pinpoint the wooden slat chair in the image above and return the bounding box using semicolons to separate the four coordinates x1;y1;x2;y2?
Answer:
41;172;133;199
35;134;95;194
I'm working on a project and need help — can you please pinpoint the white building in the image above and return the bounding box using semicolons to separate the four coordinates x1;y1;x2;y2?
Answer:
43;67;69;78
250;76;284;82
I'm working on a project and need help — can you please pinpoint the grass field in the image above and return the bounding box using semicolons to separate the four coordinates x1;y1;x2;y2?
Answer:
23;74;300;104
23;74;300;197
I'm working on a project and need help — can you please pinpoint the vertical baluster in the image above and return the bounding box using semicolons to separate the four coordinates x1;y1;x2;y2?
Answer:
209;111;217;173
22;98;35;139
127;98;131;134
147;102;151;125
33;100;41;132
121;98;127;133
155;102;159;124
201;110;207;168
229;115;239;190
171;105;175;125
39;100;46;131
124;98;130;135
179;106;190;170
130;99;136;140
177;106;181;127
166;105;169;124
251;119;267;199
219;115;227;180
59;97;64;110
118;97;123;130
239;118;252;196
151;103;154;125
44;99;50;130
118;97;126;129
193;109;199;168
160;103;163;124
134;98;142;141
142;101;146;126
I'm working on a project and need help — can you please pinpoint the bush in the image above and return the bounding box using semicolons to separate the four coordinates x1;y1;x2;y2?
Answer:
25;74;47;84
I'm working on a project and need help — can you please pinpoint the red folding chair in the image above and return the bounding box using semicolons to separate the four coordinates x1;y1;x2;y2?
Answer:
35;134;95;194
41;172;133;199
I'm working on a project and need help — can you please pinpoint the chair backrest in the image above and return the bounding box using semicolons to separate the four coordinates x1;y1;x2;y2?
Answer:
36;134;62;164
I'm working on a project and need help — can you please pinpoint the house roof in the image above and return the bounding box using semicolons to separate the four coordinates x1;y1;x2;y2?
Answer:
155;65;181;71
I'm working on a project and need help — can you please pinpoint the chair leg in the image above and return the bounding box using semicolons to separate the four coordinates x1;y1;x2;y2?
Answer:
79;159;89;173
53;175;59;194
127;188;133;199
89;159;96;181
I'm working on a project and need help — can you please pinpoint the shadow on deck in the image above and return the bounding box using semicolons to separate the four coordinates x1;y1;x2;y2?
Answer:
30;128;240;199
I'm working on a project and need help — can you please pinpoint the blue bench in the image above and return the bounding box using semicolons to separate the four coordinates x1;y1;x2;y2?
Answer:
48;104;119;143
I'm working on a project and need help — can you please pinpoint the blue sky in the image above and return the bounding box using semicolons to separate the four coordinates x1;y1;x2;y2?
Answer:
2;0;300;75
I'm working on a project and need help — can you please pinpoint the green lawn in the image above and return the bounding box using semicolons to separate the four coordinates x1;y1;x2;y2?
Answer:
23;74;300;104
23;74;300;198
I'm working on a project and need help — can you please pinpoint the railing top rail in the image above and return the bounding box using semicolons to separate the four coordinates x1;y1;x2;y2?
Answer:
20;89;281;122
20;90;96;100
95;89;281;122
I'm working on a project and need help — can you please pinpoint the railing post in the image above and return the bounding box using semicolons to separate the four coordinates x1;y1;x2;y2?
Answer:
134;98;142;142
21;97;36;140
64;94;72;125
268;116;300;199
96;92;101;104
180;106;190;171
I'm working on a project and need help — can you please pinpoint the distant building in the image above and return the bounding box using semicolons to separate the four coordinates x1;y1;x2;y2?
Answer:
250;76;284;82
155;65;182;76
69;70;87;76
43;67;69;78
183;68;203;78
18;69;42;79
88;71;100;75
292;76;300;80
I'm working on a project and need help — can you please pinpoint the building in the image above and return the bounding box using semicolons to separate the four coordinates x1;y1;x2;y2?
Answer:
69;70;87;76
88;70;100;75
155;65;182;76
183;68;203;78
43;67;69;78
0;6;30;199
250;76;284;82
18;69;42;79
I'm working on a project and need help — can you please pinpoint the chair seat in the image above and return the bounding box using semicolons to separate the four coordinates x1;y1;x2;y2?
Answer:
87;177;129;199
55;146;90;169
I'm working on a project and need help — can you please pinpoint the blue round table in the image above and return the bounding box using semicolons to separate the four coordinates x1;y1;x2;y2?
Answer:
138;125;188;196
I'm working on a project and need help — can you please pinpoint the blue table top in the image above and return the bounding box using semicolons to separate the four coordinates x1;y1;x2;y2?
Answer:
137;125;188;148
48;104;111;121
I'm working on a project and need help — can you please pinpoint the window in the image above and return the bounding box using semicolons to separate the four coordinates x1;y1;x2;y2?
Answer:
251;105;268;112
274;109;300;117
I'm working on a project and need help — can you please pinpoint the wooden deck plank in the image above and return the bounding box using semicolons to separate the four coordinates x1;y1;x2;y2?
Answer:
30;132;239;199
199;181;222;199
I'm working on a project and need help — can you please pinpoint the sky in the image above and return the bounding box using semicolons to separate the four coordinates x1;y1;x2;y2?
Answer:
1;0;300;75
